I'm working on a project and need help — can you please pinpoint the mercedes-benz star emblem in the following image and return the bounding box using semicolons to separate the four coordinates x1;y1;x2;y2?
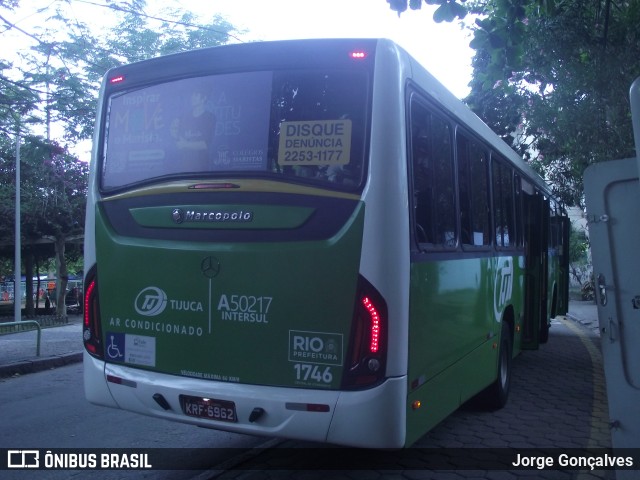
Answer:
201;256;221;278
172;208;184;224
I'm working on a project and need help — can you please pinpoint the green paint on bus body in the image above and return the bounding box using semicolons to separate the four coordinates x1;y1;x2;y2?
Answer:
129;204;316;230
95;200;365;390
405;254;526;446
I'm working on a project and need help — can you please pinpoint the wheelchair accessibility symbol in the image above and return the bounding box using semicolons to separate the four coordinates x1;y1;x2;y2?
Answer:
106;332;125;361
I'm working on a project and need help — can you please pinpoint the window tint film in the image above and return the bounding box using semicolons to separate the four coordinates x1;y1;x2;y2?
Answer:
457;132;490;246
492;158;515;248
102;70;369;192
410;100;456;248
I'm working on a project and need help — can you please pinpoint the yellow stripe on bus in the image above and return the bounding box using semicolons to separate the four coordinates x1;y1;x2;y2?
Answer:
102;179;361;201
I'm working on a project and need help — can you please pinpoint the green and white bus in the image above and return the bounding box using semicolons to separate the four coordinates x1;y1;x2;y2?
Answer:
83;38;569;448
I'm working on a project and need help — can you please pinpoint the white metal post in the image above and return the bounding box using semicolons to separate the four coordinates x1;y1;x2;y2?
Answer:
14;123;21;322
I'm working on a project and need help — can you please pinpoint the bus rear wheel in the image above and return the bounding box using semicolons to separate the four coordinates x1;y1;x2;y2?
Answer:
476;321;512;410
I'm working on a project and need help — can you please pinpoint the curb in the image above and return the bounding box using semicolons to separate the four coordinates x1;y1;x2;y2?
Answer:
565;312;600;330
0;351;83;379
565;312;580;323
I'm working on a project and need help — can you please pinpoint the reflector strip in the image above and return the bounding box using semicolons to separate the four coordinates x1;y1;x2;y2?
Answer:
107;375;137;388
285;402;330;412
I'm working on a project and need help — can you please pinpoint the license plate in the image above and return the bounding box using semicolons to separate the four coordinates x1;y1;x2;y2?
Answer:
180;395;237;423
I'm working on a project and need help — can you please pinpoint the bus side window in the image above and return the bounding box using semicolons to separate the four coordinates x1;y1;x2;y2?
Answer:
432;116;455;246
457;132;490;247
412;124;433;244
514;174;525;247
409;100;455;248
492;158;515;248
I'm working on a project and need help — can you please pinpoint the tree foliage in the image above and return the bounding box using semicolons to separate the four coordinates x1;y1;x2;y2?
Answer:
0;136;87;314
2;0;240;145
466;0;640;206
568;222;591;287
0;0;240;314
390;0;640;207
387;0;468;22
18;138;88;241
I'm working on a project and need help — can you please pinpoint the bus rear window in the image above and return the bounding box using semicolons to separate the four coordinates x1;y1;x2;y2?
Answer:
101;70;369;192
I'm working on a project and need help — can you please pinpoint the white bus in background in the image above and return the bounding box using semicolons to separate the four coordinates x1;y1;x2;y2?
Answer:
585;77;640;477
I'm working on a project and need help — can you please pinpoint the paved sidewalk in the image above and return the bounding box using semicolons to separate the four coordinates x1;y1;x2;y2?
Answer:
0;302;599;379
565;299;600;335
0;315;83;378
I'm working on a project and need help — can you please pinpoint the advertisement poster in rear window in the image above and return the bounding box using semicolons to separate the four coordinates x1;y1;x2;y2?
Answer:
103;71;272;189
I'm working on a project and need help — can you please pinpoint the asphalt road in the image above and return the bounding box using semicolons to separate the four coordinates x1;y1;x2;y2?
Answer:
0;362;265;480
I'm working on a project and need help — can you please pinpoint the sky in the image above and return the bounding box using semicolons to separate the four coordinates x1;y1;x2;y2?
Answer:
198;0;474;98
176;0;476;99
7;0;475;99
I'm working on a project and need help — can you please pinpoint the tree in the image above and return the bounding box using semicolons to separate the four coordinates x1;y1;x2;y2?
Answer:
4;1;241;145
0;135;88;316
389;0;640;206
387;0;468;22
466;0;640;206
569;222;590;287
1;1;241;316
105;8;238;65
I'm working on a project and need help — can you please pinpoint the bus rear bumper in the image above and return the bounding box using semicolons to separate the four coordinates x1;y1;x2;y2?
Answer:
84;354;406;448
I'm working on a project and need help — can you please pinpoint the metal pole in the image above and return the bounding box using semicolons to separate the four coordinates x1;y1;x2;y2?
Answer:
14;122;21;322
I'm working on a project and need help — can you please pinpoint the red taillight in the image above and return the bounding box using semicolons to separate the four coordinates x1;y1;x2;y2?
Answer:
109;75;125;84
342;277;387;389
285;402;330;413
350;51;367;59
362;297;380;353
83;280;95;329
83;268;103;359
188;182;240;190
